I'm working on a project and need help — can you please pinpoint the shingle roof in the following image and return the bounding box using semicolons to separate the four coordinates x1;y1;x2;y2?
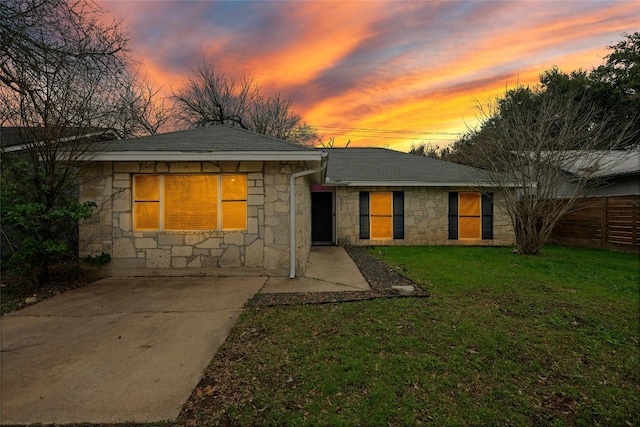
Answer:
324;148;491;186
81;125;325;162
89;125;314;153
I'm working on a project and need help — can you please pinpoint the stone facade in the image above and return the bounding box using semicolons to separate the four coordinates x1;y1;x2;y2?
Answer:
79;160;312;277
334;186;514;246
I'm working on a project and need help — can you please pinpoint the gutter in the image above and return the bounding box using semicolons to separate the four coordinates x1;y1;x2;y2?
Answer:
289;154;328;279
322;180;522;188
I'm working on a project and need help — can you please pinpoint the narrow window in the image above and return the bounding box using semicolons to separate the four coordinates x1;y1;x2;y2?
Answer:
458;192;481;239
221;174;247;230
134;175;160;230
370;192;393;239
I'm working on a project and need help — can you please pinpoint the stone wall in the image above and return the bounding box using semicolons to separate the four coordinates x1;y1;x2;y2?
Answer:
78;160;312;277
79;162;114;276
335;186;514;246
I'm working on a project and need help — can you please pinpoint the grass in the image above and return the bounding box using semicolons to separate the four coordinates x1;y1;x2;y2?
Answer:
181;245;640;426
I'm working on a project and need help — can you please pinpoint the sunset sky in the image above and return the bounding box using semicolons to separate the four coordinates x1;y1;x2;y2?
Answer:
98;0;639;151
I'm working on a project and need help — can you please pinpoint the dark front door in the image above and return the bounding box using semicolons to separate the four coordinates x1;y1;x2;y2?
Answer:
312;192;333;244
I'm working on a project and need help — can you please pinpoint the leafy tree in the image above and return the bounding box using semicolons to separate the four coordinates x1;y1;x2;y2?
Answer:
1;158;96;283
173;62;318;145
537;32;639;149
589;32;640;145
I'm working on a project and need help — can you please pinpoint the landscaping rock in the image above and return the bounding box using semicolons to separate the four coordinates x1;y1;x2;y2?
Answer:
392;285;415;295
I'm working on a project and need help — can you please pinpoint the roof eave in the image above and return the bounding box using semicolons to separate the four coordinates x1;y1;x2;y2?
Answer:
79;151;323;162
323;180;514;187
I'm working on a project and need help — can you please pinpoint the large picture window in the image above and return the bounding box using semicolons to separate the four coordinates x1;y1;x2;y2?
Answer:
448;192;493;240
359;191;404;240
133;174;247;231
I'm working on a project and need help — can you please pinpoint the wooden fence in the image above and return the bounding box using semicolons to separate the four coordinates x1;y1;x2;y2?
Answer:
551;195;640;253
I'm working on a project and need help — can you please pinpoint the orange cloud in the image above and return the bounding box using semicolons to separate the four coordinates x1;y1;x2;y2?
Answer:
298;2;638;151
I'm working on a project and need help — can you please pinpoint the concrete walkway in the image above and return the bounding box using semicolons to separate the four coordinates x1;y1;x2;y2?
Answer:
0;277;265;425
0;246;367;425
261;246;370;293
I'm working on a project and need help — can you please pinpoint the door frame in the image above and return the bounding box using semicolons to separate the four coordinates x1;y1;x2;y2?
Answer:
311;185;336;245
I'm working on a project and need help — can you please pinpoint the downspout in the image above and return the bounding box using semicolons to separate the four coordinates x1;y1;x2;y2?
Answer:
289;157;328;278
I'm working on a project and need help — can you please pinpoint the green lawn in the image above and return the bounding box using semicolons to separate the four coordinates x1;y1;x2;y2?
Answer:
182;246;639;426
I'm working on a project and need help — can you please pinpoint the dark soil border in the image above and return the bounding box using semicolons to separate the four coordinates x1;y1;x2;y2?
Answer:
246;246;429;307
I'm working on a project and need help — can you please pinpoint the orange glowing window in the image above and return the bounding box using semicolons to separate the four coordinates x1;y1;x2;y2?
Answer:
221;175;247;230
134;175;160;230
370;192;393;239
164;175;218;230
132;174;247;231
459;193;481;240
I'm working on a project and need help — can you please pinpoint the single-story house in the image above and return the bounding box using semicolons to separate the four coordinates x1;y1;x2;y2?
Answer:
78;125;514;278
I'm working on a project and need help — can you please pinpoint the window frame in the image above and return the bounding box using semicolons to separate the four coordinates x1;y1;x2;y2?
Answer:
448;191;493;240
359;191;404;240
370;192;393;239
132;173;247;232
458;192;482;240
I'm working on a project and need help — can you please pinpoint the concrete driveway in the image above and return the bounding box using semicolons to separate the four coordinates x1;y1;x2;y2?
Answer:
0;276;264;425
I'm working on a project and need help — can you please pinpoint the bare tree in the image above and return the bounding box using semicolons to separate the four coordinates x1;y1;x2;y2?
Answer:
318;137;351;149
250;94;317;145
172;62;318;144
113;71;171;138
0;0;134;284
460;86;634;255
1;0;128;95
172;62;256;128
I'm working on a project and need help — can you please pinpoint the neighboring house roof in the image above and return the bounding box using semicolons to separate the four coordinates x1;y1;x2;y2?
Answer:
83;125;324;162
557;150;640;179
1;126;117;152
323;148;493;187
